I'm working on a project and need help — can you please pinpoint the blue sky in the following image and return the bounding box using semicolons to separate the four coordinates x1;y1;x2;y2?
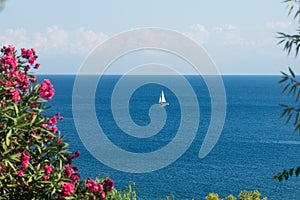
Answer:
0;0;299;74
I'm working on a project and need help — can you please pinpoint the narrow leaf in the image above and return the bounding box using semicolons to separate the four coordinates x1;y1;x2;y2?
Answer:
289;67;296;78
5;129;12;146
295;167;300;176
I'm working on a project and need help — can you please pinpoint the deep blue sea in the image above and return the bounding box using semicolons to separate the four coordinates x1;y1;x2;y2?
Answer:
40;75;300;199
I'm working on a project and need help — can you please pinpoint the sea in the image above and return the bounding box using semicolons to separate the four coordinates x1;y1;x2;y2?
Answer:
40;75;300;200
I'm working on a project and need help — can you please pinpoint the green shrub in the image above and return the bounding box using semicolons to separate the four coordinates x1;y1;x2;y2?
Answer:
205;190;267;200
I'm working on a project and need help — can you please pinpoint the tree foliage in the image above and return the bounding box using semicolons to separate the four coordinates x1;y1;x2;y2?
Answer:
274;0;300;182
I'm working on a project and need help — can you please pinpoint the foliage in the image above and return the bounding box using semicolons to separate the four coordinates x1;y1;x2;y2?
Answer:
278;0;300;56
205;190;267;200
274;0;300;182
0;44;136;199
278;67;300;133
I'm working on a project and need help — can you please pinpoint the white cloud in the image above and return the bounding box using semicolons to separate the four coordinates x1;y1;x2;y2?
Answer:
186;24;256;47
211;24;239;33
266;21;292;29
185;24;209;44
0;26;108;55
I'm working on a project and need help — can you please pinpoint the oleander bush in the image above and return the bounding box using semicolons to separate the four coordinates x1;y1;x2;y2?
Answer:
0;44;136;199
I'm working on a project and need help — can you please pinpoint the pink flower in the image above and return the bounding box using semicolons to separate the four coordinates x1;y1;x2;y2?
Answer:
72;174;80;183
86;178;103;193
41;124;47;129
44;175;49;180
1;55;18;68
72;164;78;171
45;165;53;175
74;151;80;158
64;164;73;178
56;112;64;120
98;183;104;191
21;48;27;58
92;183;99;193
99;192;106;199
103;178;114;192
61;182;74;196
28;56;36;65
48;116;57;125
4;81;12;87
40;79;55;100
34;63;40;69
66;151;80;161
22;161;29;168
2;44;14;56
48;125;58;134
17;170;24;177
21;48;36;60
21;151;30;169
86;178;93;189
9;88;20;101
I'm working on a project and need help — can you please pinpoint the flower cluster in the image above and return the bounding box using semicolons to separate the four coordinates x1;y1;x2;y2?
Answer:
41;114;63;135
21;151;30;169
44;165;53;180
21;47;39;68
86;178;114;199
0;44;120;200
0;44;39;102
61;182;75;197
40;79;55;100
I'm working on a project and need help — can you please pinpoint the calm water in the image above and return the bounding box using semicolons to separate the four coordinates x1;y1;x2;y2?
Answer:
41;75;300;199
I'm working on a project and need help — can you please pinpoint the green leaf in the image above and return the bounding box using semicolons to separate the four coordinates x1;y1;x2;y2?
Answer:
36;144;42;154
5;129;12;146
281;71;288;76
9;153;20;162
7;160;15;171
13;103;19;116
286;113;293;124
283;169;289;180
279;77;288;83
280;108;289;118
289;168;294;176
296;90;300;102
2;142;7;152
294;113;299;126
279;104;288;107
30;113;37;126
3;113;17;124
289;67;296;78
277;175;282;182
295;167;300;176
282;83;291;93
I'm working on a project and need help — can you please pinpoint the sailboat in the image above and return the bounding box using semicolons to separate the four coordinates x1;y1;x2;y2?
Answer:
159;90;169;107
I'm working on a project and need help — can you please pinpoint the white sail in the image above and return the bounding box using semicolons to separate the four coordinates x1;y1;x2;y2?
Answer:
160;90;166;103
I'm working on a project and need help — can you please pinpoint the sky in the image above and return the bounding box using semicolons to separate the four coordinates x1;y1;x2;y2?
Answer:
0;0;299;75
